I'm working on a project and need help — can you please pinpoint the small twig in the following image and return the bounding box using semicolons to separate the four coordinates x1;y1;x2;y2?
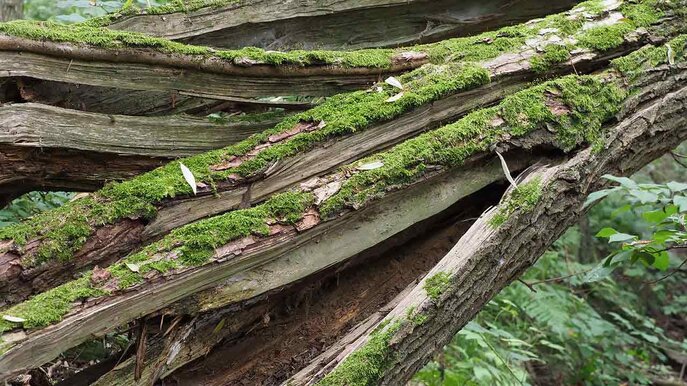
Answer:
521;267;595;288
518;278;537;293
644;257;687;284
670;151;687;168
134;318;148;381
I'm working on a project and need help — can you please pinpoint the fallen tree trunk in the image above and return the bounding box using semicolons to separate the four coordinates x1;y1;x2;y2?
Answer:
1;0;676;305
286;60;687;386
0;20;429;106
2;36;684;378
95;0;579;51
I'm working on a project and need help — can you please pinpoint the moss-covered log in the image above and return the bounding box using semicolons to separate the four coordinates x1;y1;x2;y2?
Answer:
2;35;685;378
287;59;687;386
94;0;579;51
91;193;497;386
1;0;678;306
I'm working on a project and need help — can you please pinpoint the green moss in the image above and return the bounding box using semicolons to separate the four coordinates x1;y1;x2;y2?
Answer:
88;0;242;26
319;75;627;218
405;306;428;326
578;1;664;52
611;34;687;79
316;320;402;386
0;20;395;68
0;275;104;334
530;44;572;73
489;178;543;228
424;272;451;302
108;190;314;285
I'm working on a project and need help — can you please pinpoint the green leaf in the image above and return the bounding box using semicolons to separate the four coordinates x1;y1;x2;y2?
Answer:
583;189;614;208
582;263;615;283
608;233;635;243
652;230;676;243
630;189;658;204
637;252;655;266
539;339;566;352
642;209;669;224
652;251;670;271
603;175;638;189
596;227;618;238
667;181;687;192
673;196;687;212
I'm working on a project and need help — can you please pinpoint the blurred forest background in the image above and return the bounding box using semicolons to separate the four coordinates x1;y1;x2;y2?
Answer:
1;1;686;384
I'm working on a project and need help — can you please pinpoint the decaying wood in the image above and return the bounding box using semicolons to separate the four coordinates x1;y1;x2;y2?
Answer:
0;149;538;380
0;35;424;102
287;63;687;385
0;103;274;157
103;0;579;50
0;146;165;207
0;19;660;304
1;1;686;383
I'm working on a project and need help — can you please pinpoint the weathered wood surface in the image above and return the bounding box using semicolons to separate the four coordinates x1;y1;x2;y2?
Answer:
8;78;313;116
90;190;498;385
0;103;278;202
0;49;393;100
104;0;579;50
0;146;165;207
4;46;676;375
0;103;273;157
286;63;687;386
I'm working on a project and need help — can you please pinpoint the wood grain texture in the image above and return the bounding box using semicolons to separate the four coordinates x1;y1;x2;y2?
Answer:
0;102;272;157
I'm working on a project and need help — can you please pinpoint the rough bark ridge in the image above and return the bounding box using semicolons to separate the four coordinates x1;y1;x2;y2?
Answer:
0;0;686;384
